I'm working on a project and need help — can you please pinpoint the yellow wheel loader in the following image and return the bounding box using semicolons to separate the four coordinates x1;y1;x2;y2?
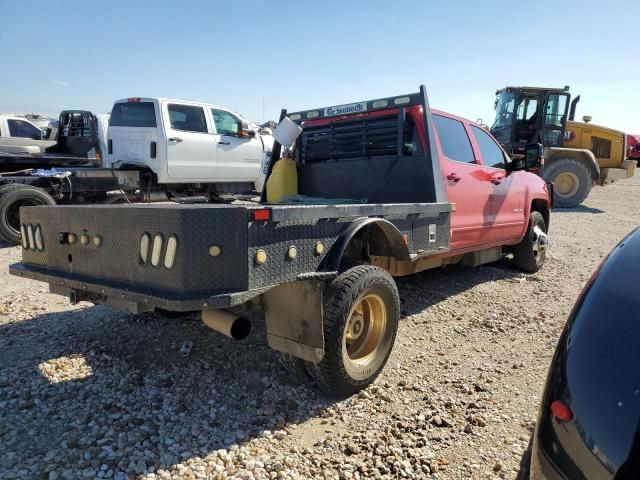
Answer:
490;86;635;207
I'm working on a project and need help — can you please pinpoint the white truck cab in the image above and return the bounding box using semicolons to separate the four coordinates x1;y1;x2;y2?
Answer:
0;115;46;140
0;114;55;154
107;98;273;192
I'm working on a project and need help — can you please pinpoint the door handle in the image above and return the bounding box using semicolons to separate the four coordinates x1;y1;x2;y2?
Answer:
168;137;182;142
218;141;230;145
491;176;505;185
447;173;461;183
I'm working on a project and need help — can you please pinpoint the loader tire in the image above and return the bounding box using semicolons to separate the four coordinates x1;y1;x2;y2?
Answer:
541;158;591;208
308;265;400;397
512;211;548;273
0;184;56;245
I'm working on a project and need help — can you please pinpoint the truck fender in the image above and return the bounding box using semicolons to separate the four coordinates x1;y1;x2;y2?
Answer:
544;147;600;183
320;217;411;272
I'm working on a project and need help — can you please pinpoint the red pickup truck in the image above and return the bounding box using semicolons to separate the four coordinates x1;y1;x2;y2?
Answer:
11;86;551;396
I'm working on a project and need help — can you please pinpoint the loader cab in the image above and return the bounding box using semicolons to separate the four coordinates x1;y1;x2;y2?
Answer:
490;86;571;156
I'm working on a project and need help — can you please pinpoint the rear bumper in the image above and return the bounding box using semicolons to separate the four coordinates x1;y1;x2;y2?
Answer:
9;262;265;313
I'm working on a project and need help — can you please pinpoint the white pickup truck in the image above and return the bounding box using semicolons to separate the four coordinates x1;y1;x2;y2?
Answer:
107;97;274;192
0;114;47;140
0;115;55;154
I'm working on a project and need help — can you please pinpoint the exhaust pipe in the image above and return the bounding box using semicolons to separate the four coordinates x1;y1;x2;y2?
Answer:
141;191;170;202
202;309;251;340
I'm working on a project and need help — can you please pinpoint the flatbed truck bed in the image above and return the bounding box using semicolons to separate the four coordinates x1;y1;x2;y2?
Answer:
0;151;102;172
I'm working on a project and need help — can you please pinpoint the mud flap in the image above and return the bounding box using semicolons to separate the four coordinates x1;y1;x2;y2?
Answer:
263;280;324;363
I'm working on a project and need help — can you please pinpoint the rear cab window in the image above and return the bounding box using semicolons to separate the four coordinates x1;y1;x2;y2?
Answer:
167;104;208;133
471;125;506;169
110;102;157;127
432;115;475;164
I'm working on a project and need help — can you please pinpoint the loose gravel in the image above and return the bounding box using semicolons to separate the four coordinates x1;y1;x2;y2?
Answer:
1;174;639;479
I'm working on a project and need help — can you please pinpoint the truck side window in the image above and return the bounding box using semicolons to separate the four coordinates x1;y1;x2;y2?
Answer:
471;125;506;169
8;119;42;139
432;115;475;164
211;109;239;136
167;104;207;133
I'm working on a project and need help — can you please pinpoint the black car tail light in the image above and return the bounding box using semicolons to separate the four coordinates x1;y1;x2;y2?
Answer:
551;400;573;422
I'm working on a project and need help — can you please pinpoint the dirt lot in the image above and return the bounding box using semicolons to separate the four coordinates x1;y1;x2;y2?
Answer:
1;175;639;480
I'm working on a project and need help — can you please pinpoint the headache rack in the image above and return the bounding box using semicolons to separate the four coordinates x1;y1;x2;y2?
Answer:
58;110;97;138
264;85;447;205
45;110;100;158
301;112;409;163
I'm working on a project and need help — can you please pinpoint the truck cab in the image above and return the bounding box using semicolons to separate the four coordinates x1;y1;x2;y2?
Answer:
281;102;548;254
432;109;540;249
0;115;47;140
106;98;274;192
0;115;54;155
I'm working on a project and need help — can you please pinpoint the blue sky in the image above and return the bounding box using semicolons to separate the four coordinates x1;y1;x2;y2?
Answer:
1;0;638;133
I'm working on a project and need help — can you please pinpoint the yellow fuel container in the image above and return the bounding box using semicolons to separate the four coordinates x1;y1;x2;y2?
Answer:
266;158;298;203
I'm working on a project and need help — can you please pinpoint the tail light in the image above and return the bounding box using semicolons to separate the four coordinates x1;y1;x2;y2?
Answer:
252;209;271;221
550;400;573;422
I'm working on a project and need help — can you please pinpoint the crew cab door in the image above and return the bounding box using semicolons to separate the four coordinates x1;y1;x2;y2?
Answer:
210;108;263;183
432;114;492;249
163;102;218;180
469;125;525;241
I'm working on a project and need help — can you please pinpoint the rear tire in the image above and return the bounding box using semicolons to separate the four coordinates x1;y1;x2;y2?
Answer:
309;265;400;397
0;184;56;245
541;158;591;207
513;211;548;273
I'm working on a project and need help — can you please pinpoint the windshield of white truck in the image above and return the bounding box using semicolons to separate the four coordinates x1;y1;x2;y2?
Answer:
109;102;157;127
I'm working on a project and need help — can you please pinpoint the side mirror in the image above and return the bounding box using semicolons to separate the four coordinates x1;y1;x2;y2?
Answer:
508;157;525;171
524;143;544;172
237;121;255;138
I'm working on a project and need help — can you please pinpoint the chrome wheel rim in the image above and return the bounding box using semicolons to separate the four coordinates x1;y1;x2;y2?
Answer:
532;225;548;261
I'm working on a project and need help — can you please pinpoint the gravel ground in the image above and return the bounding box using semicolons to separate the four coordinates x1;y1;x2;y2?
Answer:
1;175;639;480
